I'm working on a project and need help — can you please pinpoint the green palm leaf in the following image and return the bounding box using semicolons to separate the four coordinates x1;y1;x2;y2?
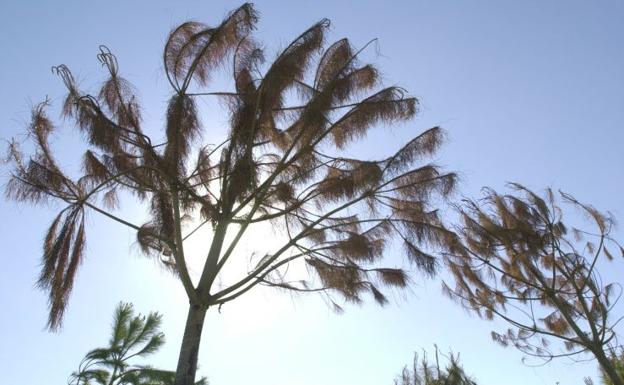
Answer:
69;303;204;385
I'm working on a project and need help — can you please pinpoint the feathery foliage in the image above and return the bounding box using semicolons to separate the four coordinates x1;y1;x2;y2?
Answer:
394;348;477;385
598;349;624;385
68;302;207;385
443;184;624;385
6;4;456;384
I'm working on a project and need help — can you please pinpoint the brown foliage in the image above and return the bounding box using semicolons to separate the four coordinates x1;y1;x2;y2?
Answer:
6;3;456;336
444;184;624;372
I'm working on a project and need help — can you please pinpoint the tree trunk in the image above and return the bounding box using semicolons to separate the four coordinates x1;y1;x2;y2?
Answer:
174;304;208;385
594;348;624;385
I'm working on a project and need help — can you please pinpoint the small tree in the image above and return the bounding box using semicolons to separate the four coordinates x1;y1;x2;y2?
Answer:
394;347;477;385
443;184;624;385
69;302;207;385
6;4;456;385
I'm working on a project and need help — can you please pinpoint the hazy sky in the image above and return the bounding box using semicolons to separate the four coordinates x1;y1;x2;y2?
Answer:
1;1;623;385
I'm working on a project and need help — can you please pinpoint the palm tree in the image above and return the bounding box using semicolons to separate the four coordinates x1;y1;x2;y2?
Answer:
6;4;457;384
69;302;207;385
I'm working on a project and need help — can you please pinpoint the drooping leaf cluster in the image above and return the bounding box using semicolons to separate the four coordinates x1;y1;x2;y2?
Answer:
68;302;207;385
6;3;457;328
443;184;624;363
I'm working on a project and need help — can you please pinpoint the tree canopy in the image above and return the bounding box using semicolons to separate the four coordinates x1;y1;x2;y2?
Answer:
443;184;624;385
5;4;457;384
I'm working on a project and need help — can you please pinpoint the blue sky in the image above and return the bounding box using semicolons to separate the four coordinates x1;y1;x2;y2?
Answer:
1;1;623;384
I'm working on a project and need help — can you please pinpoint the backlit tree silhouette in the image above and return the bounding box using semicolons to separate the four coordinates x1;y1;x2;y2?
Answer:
6;4;457;384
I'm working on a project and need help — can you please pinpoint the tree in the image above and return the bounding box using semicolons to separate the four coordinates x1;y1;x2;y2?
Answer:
598;349;624;385
6;4;457;384
69;302;207;385
394;347;477;385
443;184;624;385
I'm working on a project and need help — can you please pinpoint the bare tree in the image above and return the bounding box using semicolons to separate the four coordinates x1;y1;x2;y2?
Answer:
443;184;624;385
6;4;457;385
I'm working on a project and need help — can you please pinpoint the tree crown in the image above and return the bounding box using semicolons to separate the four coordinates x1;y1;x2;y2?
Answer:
6;3;456;329
444;184;623;362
